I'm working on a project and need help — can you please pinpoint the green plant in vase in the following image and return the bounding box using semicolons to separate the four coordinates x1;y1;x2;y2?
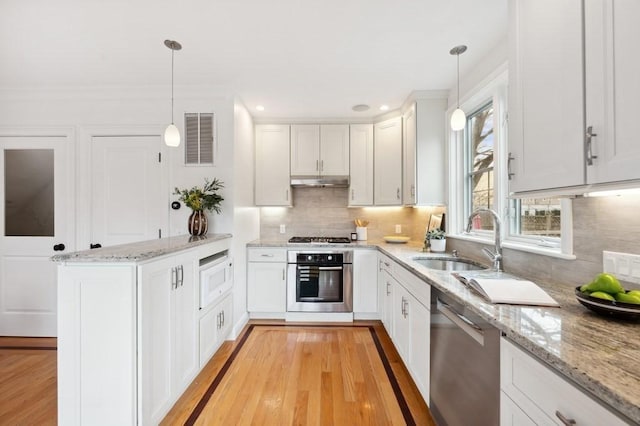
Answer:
174;178;224;236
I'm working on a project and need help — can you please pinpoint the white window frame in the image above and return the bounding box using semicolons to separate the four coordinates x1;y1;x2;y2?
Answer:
447;67;575;259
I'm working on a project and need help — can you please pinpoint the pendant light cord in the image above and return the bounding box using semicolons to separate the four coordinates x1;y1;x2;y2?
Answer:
456;53;460;108
171;48;175;125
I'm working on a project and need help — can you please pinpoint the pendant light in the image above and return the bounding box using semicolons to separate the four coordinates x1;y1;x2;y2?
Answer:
449;45;467;131
164;39;182;147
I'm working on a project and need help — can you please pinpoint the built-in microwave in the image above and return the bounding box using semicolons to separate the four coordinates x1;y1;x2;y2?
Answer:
199;251;232;311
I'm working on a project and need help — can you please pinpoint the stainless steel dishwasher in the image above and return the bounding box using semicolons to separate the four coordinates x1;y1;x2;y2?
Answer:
430;288;500;426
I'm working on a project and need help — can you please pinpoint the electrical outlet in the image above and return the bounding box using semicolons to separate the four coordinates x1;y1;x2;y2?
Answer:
279;224;286;234
603;251;640;285
395;224;402;234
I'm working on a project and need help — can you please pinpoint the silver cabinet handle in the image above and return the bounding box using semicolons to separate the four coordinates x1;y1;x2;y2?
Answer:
316;159;319;171
351;189;354;201
386;281;391;296
411;184;415;197
555;411;576;425
178;265;184;287
260;253;275;257
282;268;285;280
586;126;598;166
285;189;289;201
171;267;177;290
508;152;515;180
396;188;400;199
320;159;324;172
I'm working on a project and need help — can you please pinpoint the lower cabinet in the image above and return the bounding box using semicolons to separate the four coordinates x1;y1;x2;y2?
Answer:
199;292;233;367
353;249;378;318
139;252;198;425
500;337;628;426
247;248;287;315
378;253;430;403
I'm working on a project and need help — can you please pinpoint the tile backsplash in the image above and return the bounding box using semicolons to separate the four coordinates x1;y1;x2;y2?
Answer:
260;187;445;242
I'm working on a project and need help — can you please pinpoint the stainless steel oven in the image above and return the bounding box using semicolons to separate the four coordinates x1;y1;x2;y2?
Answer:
287;250;353;312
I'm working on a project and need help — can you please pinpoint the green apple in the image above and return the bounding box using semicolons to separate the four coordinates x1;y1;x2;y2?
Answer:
581;273;624;295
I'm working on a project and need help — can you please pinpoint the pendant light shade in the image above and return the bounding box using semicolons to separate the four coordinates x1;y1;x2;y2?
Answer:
164;123;180;147
449;45;467;132
164;39;182;147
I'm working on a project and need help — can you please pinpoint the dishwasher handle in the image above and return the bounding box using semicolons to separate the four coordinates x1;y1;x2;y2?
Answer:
437;299;485;346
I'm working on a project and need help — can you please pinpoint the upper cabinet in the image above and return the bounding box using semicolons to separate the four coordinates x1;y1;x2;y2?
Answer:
290;124;349;177
255;124;291;206
374;117;403;205
349;124;374;206
584;0;640;185
403;99;447;205
509;0;640;194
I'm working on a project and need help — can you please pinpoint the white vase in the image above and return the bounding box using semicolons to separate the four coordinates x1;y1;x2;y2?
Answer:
430;238;446;252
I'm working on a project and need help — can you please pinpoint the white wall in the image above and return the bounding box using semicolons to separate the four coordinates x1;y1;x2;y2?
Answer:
231;99;260;335
0;86;237;245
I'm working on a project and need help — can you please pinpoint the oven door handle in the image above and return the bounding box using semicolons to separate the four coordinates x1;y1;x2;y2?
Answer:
317;266;343;271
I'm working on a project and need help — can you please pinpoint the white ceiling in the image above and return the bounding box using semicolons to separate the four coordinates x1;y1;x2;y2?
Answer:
0;0;507;119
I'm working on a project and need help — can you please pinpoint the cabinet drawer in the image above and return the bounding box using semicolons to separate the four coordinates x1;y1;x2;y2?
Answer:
248;248;287;262
500;338;627;425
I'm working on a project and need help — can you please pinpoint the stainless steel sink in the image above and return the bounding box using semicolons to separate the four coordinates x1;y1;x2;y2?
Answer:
411;256;487;271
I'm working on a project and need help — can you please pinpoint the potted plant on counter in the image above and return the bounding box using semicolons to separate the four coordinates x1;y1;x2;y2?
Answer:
174;178;224;236
426;229;447;252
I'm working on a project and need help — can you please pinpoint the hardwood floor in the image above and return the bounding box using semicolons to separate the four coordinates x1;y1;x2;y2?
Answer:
163;321;435;426
0;337;57;425
0;322;434;426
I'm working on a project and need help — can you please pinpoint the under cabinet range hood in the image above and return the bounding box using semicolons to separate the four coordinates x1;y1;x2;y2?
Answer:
290;175;350;187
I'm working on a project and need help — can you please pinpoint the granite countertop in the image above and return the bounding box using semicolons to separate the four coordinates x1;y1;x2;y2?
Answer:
249;238;640;423
52;233;232;263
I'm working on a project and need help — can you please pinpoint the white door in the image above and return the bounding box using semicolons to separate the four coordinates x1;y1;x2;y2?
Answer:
0;135;72;336
91;136;164;248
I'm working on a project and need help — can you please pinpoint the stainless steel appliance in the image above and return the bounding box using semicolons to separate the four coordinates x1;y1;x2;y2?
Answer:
287;250;353;312
430;288;500;426
288;236;351;244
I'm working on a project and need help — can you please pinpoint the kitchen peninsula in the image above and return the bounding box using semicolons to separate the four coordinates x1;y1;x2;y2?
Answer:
52;234;232;426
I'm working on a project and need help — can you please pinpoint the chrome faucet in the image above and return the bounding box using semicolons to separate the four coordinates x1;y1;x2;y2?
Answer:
466;208;503;271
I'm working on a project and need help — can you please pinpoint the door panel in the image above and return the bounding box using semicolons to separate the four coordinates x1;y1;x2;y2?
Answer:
91;136;163;247
0;135;71;336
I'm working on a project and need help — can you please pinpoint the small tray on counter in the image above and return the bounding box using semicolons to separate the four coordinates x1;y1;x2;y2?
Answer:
574;287;640;320
383;235;411;244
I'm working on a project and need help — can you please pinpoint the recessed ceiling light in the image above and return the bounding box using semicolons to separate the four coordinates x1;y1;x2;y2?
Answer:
352;104;370;112
379;105;389;111
256;105;265;111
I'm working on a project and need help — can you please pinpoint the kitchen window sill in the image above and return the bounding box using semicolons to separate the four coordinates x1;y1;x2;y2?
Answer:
449;234;577;261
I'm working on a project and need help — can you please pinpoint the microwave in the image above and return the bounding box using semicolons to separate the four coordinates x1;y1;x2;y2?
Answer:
199;253;233;310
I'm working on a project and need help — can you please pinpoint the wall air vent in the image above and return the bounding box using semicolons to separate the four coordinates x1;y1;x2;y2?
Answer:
185;112;215;165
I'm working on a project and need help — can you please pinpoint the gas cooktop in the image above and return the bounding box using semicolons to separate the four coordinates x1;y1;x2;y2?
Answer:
288;236;351;244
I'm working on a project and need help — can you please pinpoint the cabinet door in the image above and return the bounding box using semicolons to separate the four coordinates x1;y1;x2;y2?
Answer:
349;124;374;206
172;255;198;395
247;262;287;312
508;0;584;193
290;124;320;176
320;124;350;176
500;392;538;426
353;249;378;315
139;258;174;425
217;292;233;341
408;296;430;402
392;283;410;363
415;98;447;205
403;105;417;205
255;125;291;206
585;0;640;184
374;117;403;205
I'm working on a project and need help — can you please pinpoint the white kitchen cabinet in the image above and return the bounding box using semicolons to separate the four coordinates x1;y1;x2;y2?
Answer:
584;0;640;185
508;0;585;193
56;237;231;426
139;252;197;425
352;249;378;318
501;338;628;426
403;99;447;206
349;124;374;206
374;116;403;205
379;254;430;403
199;292;233;367
290;124;349;177
247;248;287;316
255;124;291;206
509;0;640;194
377;254;395;334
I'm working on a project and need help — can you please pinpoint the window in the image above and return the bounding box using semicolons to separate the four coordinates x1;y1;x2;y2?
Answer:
466;102;495;231
451;68;572;257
